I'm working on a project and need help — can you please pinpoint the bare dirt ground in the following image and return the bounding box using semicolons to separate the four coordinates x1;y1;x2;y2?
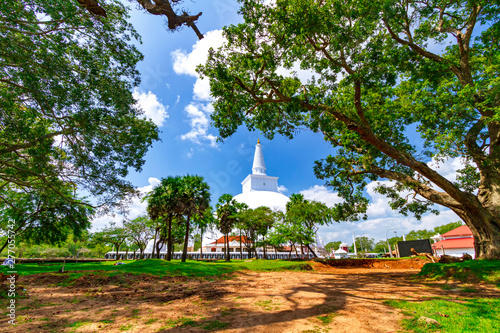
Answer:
2;259;499;333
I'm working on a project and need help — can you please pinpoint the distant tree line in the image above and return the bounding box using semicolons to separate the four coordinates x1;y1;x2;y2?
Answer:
324;221;464;254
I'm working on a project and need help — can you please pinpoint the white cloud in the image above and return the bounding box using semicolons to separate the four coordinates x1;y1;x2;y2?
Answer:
365;180;401;218
171;30;225;101
276;61;316;85
180;103;218;147
300;185;343;207
304;168;465;245
91;177;160;231
171;30;226;146
172;30;225;78
318;209;461;245
133;90;168;127
187;148;194;158
193;78;212;101
277;185;288;193
427;157;466;183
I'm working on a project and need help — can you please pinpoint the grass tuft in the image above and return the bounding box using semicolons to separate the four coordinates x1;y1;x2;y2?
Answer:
202;320;230;330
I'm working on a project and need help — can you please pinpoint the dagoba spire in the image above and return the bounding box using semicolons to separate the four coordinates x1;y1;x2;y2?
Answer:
252;138;266;175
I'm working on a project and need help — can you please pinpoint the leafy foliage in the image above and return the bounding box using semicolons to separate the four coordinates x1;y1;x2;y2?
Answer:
123;215;154;258
200;0;500;258
0;0;159;211
0;185;92;253
325;241;342;253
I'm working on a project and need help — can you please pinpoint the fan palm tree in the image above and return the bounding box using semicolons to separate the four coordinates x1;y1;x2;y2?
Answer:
145;176;183;260
177;175;211;262
216;194;241;262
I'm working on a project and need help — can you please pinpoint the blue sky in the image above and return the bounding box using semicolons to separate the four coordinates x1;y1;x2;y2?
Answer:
92;0;464;246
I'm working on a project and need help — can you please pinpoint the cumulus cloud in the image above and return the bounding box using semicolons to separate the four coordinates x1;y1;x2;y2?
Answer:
172;30;225;77
277;185;288;193
276;61;316;85
171;30;225;146
91;177;160;231
180;103;218;147
365;180;401;218
302;175;463;245
133;90;168;127
318;209;461;245
171;30;225;101
427;157;466;183
300;185;343;207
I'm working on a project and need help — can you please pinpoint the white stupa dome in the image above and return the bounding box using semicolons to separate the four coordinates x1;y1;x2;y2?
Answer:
233;139;289;212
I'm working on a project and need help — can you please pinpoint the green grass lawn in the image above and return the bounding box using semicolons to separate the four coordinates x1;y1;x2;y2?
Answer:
418;259;500;287
386;260;500;332
0;258;311;278
385;298;500;333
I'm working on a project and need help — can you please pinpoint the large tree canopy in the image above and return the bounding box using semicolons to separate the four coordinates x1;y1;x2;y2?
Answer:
0;0;159;210
200;0;500;258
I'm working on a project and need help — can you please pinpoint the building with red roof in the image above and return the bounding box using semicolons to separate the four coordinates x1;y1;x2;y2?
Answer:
431;225;475;258
203;236;252;253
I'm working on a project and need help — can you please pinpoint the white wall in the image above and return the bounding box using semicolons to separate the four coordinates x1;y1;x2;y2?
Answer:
434;248;475;259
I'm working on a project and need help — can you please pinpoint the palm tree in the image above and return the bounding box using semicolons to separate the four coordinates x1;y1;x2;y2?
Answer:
216;194;240;262
177;175;211;262
145;176;183;260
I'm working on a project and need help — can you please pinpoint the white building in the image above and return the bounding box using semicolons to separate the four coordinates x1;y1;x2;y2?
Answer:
431;225;475;258
202;236;251;253
233;139;290;212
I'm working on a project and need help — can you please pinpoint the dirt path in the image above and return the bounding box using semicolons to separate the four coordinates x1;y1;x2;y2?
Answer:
2;266;498;333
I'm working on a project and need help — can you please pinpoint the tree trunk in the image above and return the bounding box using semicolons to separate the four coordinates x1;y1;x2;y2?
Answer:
263;236;267;260
115;244;120;260
225;234;230;262
181;214;191;262
151;227;158;258
155;237;161;259
0;223;25;254
239;230;243;259
167;214;173;261
306;244;317;258
0;239;9;255
456;208;500;259
200;228;204;258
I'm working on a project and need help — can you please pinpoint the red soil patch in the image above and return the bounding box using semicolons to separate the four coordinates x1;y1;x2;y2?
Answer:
2;260;497;333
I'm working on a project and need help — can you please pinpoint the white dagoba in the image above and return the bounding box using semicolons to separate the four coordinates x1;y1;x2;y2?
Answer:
233;139;289;212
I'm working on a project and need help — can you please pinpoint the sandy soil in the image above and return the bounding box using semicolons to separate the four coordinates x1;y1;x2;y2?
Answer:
1;260;499;333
